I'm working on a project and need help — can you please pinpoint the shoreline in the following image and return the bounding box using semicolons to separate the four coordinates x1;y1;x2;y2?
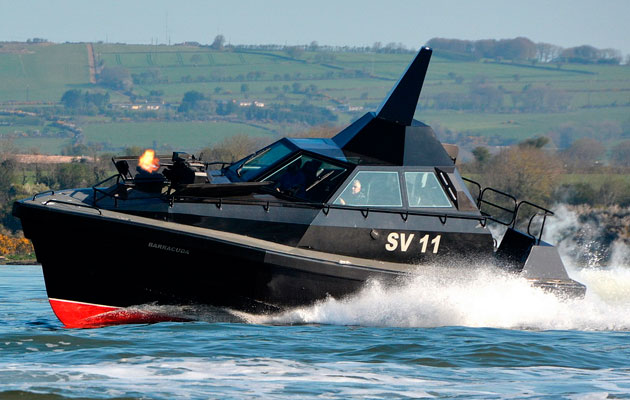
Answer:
0;260;40;265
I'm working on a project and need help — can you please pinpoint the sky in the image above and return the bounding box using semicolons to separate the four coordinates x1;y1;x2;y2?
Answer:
1;0;629;57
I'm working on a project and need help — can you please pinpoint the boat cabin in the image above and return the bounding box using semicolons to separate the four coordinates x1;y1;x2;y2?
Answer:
218;134;474;214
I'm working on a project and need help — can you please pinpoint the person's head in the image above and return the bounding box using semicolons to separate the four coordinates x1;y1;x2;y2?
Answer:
351;179;361;195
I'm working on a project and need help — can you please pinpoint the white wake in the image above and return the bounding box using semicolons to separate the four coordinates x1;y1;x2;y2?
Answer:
243;205;630;331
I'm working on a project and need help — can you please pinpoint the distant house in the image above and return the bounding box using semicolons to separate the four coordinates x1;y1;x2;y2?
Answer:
238;101;265;108
114;102;162;111
337;105;364;112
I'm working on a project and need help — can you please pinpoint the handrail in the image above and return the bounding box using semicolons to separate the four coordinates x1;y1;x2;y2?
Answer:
462;177;481;207
172;194;488;224
43;199;102;215
462;176;554;244
89;173;488;225
93;174;123;188
89;173;561;233
92;174;124;206
204;161;231;169
478;187;518;226
515;200;554;244
32;190;55;201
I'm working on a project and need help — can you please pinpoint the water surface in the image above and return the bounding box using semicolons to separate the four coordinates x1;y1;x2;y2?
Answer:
2;264;630;399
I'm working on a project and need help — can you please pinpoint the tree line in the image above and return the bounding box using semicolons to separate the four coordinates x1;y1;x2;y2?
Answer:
178;90;337;125
426;37;623;64
464;136;630;208
202;34;624;64
429;82;572;113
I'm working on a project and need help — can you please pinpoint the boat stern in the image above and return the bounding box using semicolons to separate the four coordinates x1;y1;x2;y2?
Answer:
496;227;586;298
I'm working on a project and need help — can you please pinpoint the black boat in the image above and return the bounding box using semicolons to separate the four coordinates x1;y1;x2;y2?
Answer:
13;47;585;328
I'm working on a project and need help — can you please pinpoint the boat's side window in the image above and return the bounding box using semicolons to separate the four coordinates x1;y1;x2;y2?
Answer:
404;172;452;208
333;171;402;207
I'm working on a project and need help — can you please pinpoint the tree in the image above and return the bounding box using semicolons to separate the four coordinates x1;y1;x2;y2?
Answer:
61;89;83;109
84;91;110;109
513;85;571;112
178;91;210;113
599;48;622;64
211;35;225;50
285;46;304;59
61;90;110;112
0;159;16;198
482;146;564;204
558;45;621;64
0;138;18;162
98;66;132;91
469;83;504;111
472;39;497;59
472;146;491;165
518;136;549;149
535;42;562;63
561;138;605;171
61;143;89;156
611;140;630;167
495;37;536;60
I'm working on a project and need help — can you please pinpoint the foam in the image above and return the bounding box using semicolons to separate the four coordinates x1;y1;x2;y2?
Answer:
241;206;630;331
0;357;434;398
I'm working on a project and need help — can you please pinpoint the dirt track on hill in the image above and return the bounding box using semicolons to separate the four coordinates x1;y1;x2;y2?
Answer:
87;43;96;84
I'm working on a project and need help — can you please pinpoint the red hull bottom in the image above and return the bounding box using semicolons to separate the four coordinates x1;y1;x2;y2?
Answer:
49;298;189;328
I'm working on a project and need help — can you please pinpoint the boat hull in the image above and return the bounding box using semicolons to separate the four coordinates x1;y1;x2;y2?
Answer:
15;199;401;327
14;195;586;328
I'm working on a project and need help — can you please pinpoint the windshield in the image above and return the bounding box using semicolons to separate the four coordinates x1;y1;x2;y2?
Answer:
405;172;452;208
228;142;293;181
262;154;348;203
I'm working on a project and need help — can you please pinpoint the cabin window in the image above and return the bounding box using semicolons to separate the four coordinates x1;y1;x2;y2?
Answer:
229;142;292;181
262;154;348;203
333;171;402;207
404;172;452;208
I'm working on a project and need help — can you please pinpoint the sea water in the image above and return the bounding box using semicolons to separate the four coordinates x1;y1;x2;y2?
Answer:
2;209;630;399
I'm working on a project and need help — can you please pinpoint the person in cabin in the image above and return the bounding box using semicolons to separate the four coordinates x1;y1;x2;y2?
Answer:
276;160;306;195
339;179;367;206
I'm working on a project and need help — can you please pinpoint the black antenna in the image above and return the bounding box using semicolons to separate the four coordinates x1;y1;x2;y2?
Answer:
376;47;432;125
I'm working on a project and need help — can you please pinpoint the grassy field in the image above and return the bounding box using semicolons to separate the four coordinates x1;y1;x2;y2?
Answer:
82;120;276;152
0;43;89;102
559;173;630;189
4;120;278;154
0;42;628;154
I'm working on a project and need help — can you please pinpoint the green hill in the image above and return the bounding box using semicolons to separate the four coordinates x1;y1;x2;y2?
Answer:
0;42;628;155
0;43;89;102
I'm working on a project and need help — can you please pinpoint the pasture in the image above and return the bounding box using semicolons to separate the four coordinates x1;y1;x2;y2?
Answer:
0;42;628;155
